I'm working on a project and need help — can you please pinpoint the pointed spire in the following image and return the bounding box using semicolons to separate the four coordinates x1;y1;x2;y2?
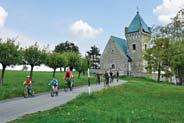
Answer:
127;9;151;34
137;6;139;14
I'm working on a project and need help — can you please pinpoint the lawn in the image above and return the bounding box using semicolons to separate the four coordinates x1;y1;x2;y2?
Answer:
0;70;96;100
9;77;184;123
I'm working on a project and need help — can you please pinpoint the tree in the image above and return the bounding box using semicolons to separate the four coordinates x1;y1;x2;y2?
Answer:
63;51;80;70
86;45;101;69
170;39;184;85
160;9;184;39
0;39;21;85
54;41;79;53
144;9;184;84
23;43;45;78
45;52;66;78
76;58;88;78
159;9;184;84
144;37;171;82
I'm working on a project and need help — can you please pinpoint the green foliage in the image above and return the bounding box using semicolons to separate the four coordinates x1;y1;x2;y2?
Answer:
10;77;184;123
144;37;171;82
45;52;67;77
0;39;21;66
161;9;184;38
145;9;184;84
54;41;79;53
23;43;45;66
76;58;88;78
86;45;101;69
63;51;80;70
23;43;45;78
0;39;21;85
170;39;184;84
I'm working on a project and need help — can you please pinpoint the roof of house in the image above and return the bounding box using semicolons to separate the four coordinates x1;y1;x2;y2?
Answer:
110;36;132;62
127;12;151;33
110;36;127;55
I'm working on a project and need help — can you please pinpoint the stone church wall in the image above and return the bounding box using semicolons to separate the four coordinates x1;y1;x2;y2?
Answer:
100;39;128;75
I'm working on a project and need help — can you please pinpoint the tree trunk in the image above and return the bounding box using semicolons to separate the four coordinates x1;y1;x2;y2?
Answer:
30;65;34;79
157;63;161;82
178;68;183;85
78;71;81;79
175;67;182;85
52;68;56;78
83;71;85;75
0;65;6;85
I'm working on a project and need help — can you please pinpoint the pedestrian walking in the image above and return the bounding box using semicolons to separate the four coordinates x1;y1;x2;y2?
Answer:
116;71;119;82
96;72;100;85
104;71;109;87
109;71;113;83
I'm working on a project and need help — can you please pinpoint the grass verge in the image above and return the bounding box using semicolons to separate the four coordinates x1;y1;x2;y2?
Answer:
9;77;184;123
0;70;96;100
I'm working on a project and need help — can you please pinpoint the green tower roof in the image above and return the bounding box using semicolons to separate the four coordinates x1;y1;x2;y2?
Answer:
110;36;127;55
127;12;151;33
110;36;132;62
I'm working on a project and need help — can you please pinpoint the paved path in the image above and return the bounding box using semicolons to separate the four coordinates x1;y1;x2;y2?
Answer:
0;80;126;123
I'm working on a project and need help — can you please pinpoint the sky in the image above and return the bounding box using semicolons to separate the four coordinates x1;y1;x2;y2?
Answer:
0;0;184;55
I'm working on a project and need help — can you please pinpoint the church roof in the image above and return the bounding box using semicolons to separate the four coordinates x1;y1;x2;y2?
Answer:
110;36;127;55
127;12;151;33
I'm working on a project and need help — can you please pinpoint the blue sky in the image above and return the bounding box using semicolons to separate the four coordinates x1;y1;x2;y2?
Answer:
0;0;183;55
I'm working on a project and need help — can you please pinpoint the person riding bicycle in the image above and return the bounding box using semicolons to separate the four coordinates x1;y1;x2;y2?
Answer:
49;77;59;89
64;67;73;91
23;75;33;97
49;77;59;96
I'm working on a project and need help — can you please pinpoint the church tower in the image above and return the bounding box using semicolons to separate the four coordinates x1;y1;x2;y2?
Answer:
125;11;151;76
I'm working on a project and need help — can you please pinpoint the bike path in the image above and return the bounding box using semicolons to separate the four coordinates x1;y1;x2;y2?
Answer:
0;80;127;123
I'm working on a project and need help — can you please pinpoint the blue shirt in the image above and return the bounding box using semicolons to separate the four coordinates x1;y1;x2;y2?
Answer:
49;79;58;86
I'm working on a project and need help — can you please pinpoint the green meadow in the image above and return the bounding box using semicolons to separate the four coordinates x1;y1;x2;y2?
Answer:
10;77;184;123
0;70;96;100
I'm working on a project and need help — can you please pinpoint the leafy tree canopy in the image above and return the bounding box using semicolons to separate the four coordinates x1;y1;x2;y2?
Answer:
54;41;79;54
0;38;21;85
45;52;67;77
62;51;80;70
23;43;45;78
86;45;101;69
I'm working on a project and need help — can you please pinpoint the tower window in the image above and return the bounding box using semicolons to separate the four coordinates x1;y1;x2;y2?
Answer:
145;44;147;49
132;44;136;50
112;64;115;69
112;49;114;54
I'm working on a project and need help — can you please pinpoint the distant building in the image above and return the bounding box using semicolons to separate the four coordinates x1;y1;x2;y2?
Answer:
100;11;151;76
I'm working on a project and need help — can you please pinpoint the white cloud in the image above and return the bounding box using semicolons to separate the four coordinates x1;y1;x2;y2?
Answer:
153;0;184;24
0;6;8;28
69;20;103;39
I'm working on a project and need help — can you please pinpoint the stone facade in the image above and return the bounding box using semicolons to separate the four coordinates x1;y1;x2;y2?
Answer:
125;29;151;76
100;12;151;76
100;37;128;75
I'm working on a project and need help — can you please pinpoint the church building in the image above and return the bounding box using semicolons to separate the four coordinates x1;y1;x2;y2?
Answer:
100;11;151;76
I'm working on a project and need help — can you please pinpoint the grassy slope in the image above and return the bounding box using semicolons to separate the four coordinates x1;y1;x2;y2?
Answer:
10;77;184;123
0;70;96;100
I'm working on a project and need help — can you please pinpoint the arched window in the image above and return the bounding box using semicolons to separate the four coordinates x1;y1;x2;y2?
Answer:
145;44;147;49
112;49;114;54
112;64;115;69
